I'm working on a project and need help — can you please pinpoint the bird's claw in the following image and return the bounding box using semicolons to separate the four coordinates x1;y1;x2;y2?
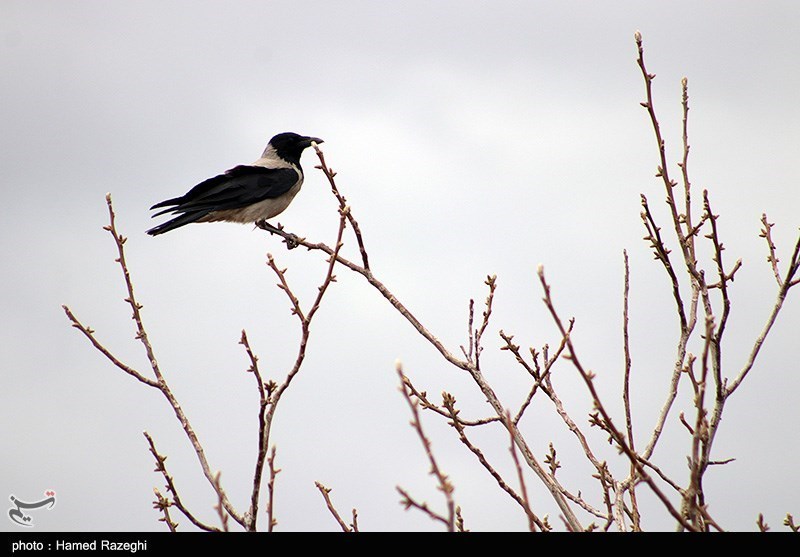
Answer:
256;219;300;249
284;235;299;250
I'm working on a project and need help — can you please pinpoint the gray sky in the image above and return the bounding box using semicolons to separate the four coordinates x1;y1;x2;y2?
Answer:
2;1;799;532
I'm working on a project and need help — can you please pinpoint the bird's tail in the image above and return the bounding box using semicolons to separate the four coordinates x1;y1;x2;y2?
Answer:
146;211;209;236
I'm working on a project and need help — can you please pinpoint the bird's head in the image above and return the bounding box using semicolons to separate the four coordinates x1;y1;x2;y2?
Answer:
265;132;324;164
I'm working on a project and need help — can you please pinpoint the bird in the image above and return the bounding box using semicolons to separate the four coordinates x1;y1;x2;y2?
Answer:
146;132;323;236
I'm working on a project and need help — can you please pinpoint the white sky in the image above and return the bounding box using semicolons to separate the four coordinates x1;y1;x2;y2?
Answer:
2;1;799;532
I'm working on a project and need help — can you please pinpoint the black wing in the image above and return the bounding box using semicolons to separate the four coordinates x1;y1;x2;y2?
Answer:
147;165;299;235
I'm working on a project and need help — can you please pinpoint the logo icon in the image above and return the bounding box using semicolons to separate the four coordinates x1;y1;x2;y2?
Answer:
8;491;56;527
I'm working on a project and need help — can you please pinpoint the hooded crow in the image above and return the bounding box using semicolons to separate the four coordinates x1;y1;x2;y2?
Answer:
146;132;323;236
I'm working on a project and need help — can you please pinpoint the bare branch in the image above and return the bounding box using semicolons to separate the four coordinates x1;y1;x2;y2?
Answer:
248;204;349;530
621;250;641;531
460;298;475;363
678;77;696;245
259;148;585;530
502;322;572;425
502;412;538;532
395;361;456;531
404;375;499;427
212;472;230;532
640;194;687;330
474;275;497;371
703;191;739;341
441;394;550;528
315;482;354;532
267;447;280;532
538;264;697;531
727;232;800;395
62;305;159;388
635;32;694;269
313;144;370;270
760;214;783;286
622;250;635;449
65;195;246;528
151;488;178;532
240;329;270;528
396;487;451;529
144;431;221;532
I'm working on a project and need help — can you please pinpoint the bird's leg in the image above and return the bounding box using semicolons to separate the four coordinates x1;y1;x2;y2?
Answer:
255;219;282;234
255;219;299;249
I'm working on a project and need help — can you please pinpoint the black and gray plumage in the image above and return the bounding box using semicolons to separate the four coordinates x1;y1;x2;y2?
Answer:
146;132;323;236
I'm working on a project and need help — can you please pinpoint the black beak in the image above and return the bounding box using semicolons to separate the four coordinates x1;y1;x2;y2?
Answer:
304;136;324;146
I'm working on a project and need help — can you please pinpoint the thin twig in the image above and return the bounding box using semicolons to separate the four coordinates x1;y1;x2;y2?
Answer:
62;306;159;388
474;275;497;371
396;487;451;528
537;265;697;531
143;431;221;532
267;447;280;532
396;361;456;531
508;320;573;426
240;329;270;529
315;482;354;532
441;394;550;528
636;31;695;272
621;250;641;531
500;323;610;523
622;250;634;450
640;194;687;330
679;77;695;246
313;144;370;271
152;488;178;532
727;231;800;395
502;412;537;532
403;374;499;427
212;472;230;532
759;214;783;287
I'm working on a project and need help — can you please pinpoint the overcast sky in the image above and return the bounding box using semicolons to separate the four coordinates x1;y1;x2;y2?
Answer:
2;1;799;532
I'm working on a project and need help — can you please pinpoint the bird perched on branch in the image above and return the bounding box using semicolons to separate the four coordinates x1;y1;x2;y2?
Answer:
146;132;323;236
